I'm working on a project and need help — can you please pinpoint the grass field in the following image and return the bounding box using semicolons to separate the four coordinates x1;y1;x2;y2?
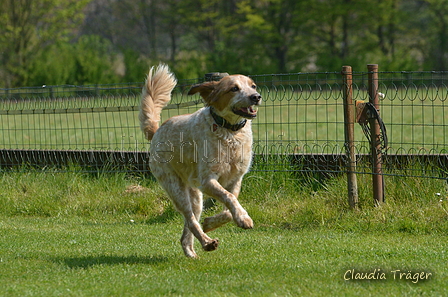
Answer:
1;169;447;296
1;81;448;295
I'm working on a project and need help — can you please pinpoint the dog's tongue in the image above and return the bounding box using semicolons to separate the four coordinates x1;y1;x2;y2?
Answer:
241;106;257;115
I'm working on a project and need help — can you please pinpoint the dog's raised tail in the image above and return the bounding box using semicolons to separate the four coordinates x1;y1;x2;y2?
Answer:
139;64;177;140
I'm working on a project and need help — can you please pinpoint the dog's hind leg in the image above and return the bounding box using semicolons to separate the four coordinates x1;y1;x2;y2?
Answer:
180;188;206;258
158;175;218;257
180;223;197;258
178;204;219;257
178;207;219;256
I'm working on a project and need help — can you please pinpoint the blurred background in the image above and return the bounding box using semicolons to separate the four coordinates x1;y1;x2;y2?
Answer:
1;0;447;88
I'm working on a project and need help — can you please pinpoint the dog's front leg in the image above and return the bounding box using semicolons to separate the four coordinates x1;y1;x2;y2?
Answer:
203;179;244;232
203;209;232;233
201;178;253;229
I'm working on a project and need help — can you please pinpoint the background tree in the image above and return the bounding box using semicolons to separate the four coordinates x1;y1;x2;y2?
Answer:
2;0;448;87
0;0;91;88
236;0;311;73
423;0;448;70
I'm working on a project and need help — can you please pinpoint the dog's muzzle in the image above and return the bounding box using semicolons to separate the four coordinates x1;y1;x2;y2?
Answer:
233;93;262;119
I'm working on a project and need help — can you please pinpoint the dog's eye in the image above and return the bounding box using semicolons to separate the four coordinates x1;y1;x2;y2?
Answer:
231;86;239;92
252;85;257;89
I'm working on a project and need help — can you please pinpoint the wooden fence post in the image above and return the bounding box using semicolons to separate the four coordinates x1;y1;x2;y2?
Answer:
342;66;359;210
367;64;385;205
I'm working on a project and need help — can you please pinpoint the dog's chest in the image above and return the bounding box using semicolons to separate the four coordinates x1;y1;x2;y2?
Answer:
215;137;249;166
207;134;252;176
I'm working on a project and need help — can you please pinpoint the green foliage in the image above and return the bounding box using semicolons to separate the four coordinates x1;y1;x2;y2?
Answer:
2;0;448;86
0;0;92;87
170;50;209;80
121;48;152;83
73;35;120;85
28;35;129;86
28;42;78;86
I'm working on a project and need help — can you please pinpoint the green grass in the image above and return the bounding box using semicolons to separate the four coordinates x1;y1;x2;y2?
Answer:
1;217;446;296
1;169;448;296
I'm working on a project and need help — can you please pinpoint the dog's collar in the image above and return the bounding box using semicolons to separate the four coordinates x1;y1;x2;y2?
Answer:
209;107;247;132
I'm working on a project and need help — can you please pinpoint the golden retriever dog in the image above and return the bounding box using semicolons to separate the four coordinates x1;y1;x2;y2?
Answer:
139;64;262;258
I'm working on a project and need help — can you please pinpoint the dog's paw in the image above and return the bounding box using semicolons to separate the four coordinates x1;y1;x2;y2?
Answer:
235;215;254;229
185;250;199;258
182;245;199;258
203;239;219;251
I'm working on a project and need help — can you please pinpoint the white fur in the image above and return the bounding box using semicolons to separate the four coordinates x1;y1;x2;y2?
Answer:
140;64;261;258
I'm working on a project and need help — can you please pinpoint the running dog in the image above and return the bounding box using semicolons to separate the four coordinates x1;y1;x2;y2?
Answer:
139;64;261;258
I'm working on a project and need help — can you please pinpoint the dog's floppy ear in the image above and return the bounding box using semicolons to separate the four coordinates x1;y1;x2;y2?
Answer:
188;81;219;103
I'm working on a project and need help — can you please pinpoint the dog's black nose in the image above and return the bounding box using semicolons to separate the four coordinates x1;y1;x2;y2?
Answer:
250;93;262;104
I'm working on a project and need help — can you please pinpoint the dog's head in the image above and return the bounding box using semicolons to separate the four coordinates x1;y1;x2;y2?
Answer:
188;75;262;124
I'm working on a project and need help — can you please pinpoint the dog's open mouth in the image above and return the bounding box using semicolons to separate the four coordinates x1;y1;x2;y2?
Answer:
233;106;258;119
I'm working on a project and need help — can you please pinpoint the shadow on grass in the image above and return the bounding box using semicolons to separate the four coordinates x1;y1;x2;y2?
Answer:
53;255;168;269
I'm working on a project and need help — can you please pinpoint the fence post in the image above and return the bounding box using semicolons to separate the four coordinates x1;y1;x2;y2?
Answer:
342;66;359;210
205;72;229;81
367;64;385;205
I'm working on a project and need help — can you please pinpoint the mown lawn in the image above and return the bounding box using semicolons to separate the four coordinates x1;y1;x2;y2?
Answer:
0;170;447;296
1;216;447;296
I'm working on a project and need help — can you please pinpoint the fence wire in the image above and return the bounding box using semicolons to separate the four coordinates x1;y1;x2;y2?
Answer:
0;71;447;180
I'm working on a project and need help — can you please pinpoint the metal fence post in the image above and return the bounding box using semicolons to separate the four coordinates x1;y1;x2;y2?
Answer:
367;64;385;205
342;66;359;210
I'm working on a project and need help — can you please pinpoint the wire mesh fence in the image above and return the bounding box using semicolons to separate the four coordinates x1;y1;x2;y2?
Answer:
0;68;447;181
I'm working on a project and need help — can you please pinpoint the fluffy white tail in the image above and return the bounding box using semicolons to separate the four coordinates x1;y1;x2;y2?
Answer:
139;64;177;140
